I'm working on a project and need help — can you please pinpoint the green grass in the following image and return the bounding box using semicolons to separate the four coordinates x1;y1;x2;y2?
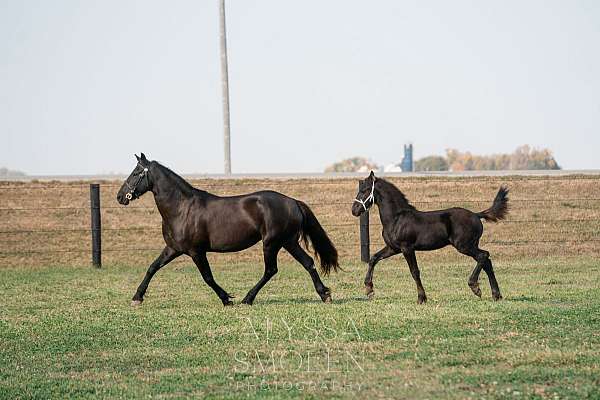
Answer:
1;257;600;399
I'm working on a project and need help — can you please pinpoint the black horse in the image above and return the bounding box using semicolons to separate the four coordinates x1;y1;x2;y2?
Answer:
117;154;338;306
352;171;508;303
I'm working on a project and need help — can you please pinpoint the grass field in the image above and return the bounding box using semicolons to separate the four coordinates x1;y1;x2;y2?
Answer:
1;175;600;398
1;256;600;399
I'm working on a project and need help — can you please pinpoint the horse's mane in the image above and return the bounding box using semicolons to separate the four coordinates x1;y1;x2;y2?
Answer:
154;162;206;197
376;178;416;210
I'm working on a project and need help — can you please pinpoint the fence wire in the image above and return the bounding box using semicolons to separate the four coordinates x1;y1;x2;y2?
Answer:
1;176;600;260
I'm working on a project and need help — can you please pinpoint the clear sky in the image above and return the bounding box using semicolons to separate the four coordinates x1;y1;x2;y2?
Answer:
1;0;599;175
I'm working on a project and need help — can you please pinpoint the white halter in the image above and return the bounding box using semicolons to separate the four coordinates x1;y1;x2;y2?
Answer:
354;180;375;211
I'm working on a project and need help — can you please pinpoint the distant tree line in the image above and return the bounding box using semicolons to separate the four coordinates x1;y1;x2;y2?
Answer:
324;157;379;173
416;146;560;171
0;167;26;178
325;146;561;173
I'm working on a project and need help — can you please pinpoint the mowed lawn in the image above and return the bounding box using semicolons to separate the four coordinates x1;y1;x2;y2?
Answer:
1;256;599;399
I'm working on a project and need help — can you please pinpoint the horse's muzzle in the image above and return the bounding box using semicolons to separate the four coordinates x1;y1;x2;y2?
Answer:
117;192;130;206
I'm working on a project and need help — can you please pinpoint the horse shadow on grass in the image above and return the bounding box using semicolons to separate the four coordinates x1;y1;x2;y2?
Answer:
505;295;537;302
252;296;370;306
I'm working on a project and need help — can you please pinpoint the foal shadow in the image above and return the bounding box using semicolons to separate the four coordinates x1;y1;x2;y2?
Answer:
505;295;536;302
256;296;369;306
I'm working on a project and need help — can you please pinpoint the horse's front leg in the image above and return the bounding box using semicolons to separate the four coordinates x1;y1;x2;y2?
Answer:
191;252;234;306
131;246;181;306
364;245;398;299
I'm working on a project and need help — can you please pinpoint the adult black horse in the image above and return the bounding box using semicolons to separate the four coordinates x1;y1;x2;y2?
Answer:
117;154;338;306
352;171;508;304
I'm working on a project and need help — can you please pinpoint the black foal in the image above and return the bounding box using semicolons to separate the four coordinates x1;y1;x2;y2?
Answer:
352;171;508;303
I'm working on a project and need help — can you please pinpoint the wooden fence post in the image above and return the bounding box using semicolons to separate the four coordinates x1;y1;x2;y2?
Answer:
90;184;101;267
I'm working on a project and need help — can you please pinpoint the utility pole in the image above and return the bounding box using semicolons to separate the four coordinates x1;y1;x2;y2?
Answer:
219;0;231;174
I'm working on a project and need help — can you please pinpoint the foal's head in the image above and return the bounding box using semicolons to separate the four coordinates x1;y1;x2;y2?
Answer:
117;153;154;205
352;171;377;216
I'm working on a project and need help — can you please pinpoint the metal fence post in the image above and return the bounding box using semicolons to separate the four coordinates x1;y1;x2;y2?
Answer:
359;181;370;263
90;184;101;267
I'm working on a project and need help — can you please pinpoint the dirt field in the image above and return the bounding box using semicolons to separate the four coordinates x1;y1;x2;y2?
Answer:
1;175;599;268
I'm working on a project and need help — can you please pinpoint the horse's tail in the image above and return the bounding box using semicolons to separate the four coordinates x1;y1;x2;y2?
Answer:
296;200;340;275
477;186;509;222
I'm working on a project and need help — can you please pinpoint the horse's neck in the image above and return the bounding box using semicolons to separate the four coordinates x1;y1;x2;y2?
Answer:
150;167;195;220
375;187;409;227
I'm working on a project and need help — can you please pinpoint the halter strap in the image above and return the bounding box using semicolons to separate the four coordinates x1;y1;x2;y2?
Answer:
354;180;375;211
125;165;149;200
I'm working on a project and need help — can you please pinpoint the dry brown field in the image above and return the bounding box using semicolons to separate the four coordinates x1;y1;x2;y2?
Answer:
1;175;599;268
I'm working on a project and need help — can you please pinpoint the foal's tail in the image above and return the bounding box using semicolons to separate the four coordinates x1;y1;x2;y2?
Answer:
296;200;340;275
477;186;509;222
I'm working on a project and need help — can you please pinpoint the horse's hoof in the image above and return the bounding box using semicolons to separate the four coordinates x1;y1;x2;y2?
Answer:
493;293;503;301
469;283;482;298
223;301;235;307
418;296;427;304
323;295;332;304
240;296;253;305
131;299;143;307
365;284;374;300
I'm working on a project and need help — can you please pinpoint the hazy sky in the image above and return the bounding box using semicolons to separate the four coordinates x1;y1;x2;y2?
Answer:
1;0;599;175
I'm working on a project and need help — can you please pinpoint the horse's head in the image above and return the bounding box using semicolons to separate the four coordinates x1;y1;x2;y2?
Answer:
117;153;153;205
352;171;376;216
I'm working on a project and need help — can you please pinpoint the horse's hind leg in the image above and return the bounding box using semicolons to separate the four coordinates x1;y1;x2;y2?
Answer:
284;241;331;303
241;243;281;305
402;249;427;304
132;246;181;306
459;246;495;299
482;258;502;301
191;252;234;306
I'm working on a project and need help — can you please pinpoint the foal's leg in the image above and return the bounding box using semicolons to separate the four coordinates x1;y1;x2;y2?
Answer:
365;245;398;299
191;252;234;306
132;246;181;306
402;249;427;304
459;247;489;298
482;258;503;301
284;241;331;303
241;243;281;305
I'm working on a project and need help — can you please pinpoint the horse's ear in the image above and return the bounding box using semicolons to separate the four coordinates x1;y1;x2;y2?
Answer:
135;154;140;161
140;153;148;162
369;170;376;181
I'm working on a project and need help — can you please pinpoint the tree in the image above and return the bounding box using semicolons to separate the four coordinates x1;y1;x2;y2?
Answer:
414;156;448;172
444;146;560;171
0;167;26;178
324;157;379;173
